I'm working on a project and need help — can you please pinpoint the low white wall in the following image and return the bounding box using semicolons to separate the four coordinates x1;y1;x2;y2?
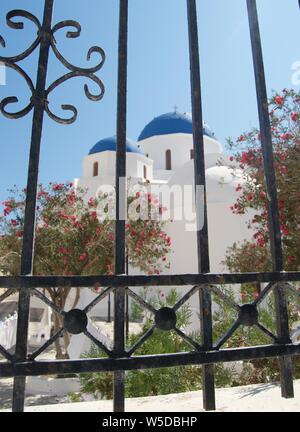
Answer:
0;312;17;350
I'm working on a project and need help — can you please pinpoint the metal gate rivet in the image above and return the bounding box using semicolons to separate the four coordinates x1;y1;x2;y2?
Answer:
155;307;177;331
238;304;259;327
63;309;88;334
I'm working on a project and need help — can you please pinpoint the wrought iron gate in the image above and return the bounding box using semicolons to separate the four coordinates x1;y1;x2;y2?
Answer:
0;0;300;413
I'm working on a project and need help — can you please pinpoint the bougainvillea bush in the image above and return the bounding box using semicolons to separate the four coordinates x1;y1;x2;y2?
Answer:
223;89;300;383
226;88;300;273
0;182;172;357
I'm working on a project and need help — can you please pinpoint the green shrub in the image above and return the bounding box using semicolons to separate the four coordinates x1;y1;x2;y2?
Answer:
212;284;300;386
79;289;232;399
79;286;300;399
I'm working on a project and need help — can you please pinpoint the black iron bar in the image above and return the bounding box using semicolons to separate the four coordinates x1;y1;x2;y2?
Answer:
127;325;156;357
28;328;65;361
31;288;64;316
187;0;215;410
253;282;276;305
12;0;54;412
285;284;300;299
84;330;113;357
125;259;129;343
255;323;278;343
173;285;200;311
0;344;14;362
173;327;202;351
83;286;113;314
127;288;156;314
0;343;299;378
2;272;300;289
247;0;294;399
107;292;111;323
214;320;240;351
125;288;129;342
113;0;129;413
0;287;17;304
210;285;241;312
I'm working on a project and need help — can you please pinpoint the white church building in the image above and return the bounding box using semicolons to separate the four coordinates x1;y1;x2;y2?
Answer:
70;110;254;339
76;110;252;276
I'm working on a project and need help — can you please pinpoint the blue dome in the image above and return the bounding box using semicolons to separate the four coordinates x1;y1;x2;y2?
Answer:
138;111;215;141
89;136;145;155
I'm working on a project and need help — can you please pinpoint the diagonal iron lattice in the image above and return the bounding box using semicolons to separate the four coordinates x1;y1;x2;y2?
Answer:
0;0;299;414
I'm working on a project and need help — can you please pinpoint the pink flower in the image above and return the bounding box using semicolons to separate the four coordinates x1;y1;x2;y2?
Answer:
275;95;284;106
291;112;298;122
52;183;64;191
280;133;293;141
4;207;12;217
91;211;97;220
281;165;287;175
280;225;289;236
229;156;234;162
88;197;95;207
245;193;254;202
79;253;87;261
257;238;266;247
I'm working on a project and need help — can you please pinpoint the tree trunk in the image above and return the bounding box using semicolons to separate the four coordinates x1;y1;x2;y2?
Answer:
53;313;65;360
48;287;81;360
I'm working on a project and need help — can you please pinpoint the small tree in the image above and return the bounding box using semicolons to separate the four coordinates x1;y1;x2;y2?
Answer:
226;88;300;273
223;89;300;383
0;182;172;358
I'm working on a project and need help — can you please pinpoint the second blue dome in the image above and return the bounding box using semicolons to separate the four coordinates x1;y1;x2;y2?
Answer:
89;136;145;155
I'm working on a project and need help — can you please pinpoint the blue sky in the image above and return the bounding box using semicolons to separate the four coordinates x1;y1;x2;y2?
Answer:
0;0;299;205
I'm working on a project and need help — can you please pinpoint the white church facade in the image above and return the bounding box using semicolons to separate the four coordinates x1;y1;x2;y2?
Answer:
71;110;254;337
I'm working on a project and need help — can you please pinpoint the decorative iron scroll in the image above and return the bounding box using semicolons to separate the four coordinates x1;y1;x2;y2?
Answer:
0;9;105;124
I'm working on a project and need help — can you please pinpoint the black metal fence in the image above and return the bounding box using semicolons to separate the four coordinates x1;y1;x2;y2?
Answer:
0;0;300;413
